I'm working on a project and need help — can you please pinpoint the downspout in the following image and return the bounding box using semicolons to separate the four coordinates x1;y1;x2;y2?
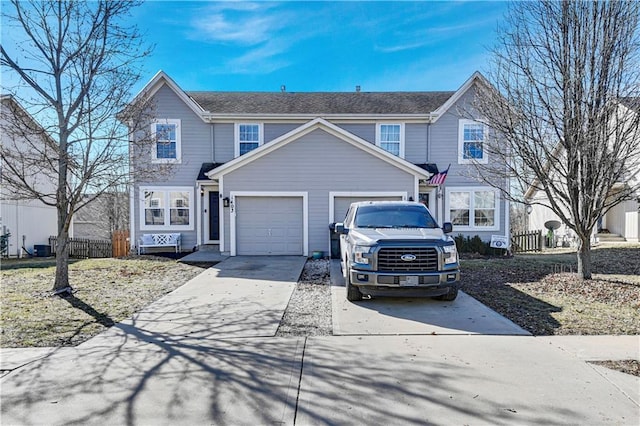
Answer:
211;124;215;163
426;122;431;163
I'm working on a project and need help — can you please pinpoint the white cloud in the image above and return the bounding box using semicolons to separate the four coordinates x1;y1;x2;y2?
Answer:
191;2;282;45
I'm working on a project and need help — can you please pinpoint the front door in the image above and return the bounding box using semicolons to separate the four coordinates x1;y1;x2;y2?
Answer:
209;191;220;241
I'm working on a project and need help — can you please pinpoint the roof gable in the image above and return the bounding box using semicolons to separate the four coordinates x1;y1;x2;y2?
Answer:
207;118;432;180
123;70;205;121
431;71;490;122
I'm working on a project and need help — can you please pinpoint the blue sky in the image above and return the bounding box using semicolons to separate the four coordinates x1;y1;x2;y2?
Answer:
129;1;508;93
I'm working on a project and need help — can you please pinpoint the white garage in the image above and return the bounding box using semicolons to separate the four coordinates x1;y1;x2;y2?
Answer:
232;193;307;256
329;192;407;223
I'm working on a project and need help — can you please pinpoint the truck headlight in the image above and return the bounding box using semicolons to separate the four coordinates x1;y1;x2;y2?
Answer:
443;244;458;265
353;245;372;265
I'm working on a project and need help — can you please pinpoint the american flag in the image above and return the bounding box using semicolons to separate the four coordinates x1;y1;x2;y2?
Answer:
428;165;450;185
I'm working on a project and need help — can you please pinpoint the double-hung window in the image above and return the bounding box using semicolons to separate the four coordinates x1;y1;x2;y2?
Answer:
376;123;404;157
235;123;262;157
458;119;487;164
152;119;181;163
445;187;499;231
141;187;193;230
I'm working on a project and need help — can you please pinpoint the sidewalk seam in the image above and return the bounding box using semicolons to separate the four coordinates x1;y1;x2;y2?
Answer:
293;336;307;425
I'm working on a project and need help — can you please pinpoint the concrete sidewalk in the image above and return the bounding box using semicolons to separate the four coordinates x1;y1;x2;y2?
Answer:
296;335;639;425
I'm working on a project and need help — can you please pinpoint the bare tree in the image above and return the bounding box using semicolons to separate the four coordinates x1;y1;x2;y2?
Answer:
474;0;640;279
1;1;155;294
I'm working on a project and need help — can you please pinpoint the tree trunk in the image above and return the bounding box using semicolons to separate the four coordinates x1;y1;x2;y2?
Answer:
576;235;593;280
52;221;72;295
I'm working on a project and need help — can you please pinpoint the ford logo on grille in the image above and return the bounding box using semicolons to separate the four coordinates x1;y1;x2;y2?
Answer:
400;254;417;262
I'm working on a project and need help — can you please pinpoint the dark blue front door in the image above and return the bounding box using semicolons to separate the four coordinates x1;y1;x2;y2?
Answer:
209;192;220;241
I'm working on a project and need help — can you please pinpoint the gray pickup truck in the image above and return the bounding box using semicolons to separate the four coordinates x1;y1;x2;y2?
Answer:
336;201;460;301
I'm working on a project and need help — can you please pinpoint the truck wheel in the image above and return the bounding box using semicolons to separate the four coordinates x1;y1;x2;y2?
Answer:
434;287;458;301
344;266;363;302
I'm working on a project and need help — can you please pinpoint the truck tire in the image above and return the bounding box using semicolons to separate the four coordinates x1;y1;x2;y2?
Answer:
434;287;458;301
344;264;363;302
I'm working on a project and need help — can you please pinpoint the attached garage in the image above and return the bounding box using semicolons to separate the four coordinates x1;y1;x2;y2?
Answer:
330;192;407;223
232;193;307;256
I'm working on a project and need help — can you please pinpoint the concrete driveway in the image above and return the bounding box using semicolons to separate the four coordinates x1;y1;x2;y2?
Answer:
1;256;307;425
330;260;530;335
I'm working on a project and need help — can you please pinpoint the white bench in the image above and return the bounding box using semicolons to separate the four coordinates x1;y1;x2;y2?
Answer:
138;233;181;255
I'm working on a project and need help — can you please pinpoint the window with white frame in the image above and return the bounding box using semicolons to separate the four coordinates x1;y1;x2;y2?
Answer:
458;119;487;164
152;119;181;163
235;123;262;157
140;187;193;230
446;187;499;230
376;123;404;157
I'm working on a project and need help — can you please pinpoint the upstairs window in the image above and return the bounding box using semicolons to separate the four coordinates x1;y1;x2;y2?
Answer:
152;119;181;163
458;119;487;164
235;123;263;157
376;123;404;157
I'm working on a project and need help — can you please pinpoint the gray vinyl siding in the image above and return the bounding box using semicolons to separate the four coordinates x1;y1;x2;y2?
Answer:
335;123;375;143
213;123;234;162
264;123;301;143
404;123;429;164
221;128;416;253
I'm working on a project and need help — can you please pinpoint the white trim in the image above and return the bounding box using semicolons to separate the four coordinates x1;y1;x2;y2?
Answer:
418;186;439;220
151;119;182;163
234;122;264;158
139;186;195;231
219;178;225;252
504;177;511;244
204;113;434;123
208;118;430;180
129;184;136;251
328;191;408;223
196;183;202;246
458;119;488;165
375;122;405;158
229;191;308;257
444;186;501;232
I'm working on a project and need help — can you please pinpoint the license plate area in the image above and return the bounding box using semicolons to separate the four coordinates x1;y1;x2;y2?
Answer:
399;276;419;286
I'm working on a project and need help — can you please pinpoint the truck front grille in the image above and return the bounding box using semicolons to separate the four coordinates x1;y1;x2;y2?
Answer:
378;247;439;272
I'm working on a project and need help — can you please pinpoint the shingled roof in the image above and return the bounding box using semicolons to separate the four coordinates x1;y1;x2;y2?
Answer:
186;91;455;115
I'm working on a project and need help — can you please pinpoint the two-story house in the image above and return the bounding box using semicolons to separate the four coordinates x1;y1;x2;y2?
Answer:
1;95;58;257
126;71;508;256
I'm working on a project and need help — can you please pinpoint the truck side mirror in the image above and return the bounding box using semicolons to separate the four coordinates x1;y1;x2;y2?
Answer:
442;222;453;234
335;223;348;235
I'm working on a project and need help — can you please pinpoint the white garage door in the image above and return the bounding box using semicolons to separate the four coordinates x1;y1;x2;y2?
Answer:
333;195;404;223
236;196;303;255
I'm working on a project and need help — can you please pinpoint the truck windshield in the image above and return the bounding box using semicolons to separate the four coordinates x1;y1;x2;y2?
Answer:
354;205;439;229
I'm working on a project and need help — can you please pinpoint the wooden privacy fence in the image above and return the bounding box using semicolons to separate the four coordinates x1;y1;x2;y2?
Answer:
112;230;130;257
511;230;543;253
50;230;130;258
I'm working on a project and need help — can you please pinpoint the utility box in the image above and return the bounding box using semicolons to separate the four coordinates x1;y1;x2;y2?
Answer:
33;244;51;257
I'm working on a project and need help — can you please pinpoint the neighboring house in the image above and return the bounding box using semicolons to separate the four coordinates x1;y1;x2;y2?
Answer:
125;71;509;256
0;95;58;257
73;192;129;240
525;98;640;244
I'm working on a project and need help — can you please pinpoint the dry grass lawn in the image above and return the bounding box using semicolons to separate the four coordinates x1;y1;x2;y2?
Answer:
0;256;206;347
461;244;640;336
